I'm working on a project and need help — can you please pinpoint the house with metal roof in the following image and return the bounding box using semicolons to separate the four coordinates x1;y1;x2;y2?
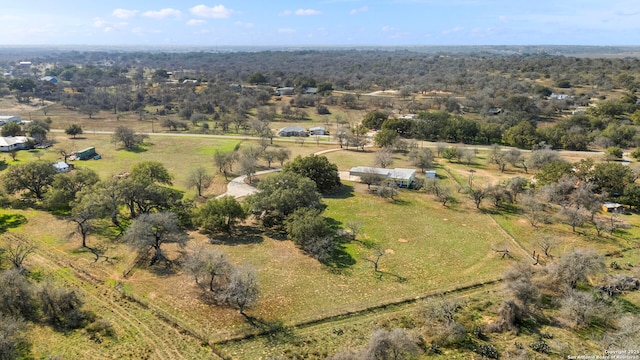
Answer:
349;166;417;188
0;136;31;152
278;126;308;137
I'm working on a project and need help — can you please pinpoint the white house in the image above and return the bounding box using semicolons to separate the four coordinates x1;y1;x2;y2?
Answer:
0;136;31;152
349;166;417;188
0;115;21;126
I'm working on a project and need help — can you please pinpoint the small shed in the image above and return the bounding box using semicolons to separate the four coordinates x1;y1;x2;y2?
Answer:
52;161;69;172
602;202;624;213
425;170;437;179
75;147;97;160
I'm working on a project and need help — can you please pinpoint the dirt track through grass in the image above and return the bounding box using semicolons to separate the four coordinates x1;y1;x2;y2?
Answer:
4;232;217;360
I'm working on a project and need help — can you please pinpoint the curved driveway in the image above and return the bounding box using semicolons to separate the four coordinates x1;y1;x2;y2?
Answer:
217;148;346;199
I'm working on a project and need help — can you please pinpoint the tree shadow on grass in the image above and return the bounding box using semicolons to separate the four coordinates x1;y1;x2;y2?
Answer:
375;270;408;283
0;213;28;233
240;314;299;345
117;145;148;153
325;244;356;269
481;204;521;216
390;198;411;206
208;225;264;246
71;244;113;263
324;184;355;199
0;161;7;171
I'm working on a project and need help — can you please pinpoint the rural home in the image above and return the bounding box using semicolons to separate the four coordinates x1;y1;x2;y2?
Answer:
0;115;21;125
602;202;624;213
425;170;437;179
278;126;308;137
349;166;417;188
303;87;318;95
0;136;32;152
40;76;58;83
275;87;295;96
309;126;327;135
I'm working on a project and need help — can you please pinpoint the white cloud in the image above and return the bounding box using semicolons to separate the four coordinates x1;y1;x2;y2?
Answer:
278;28;296;33
142;8;181;20
349;6;368;15
235;21;254;29
187;19;207;26
381;26;398;33
498;16;511;23
112;8;138;19
93;17;127;32
189;5;234;19
442;26;464;35
295;9;322;16
279;10;292;16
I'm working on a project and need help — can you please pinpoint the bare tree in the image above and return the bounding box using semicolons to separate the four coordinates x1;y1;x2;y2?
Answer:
186;166;213;197
504;262;540;314
378;179;398;200
521;192;547;227
469;187;486;209
184;245;232;295
359;168;380;190
3;237;35;272
559;205;589;232
536;235;556;259
123;212;189;265
364;247;386;272
547;248;604;290
362;328;420;360
374;148;394;168
238;149;259;184
345;220;363;241
223;265;259;315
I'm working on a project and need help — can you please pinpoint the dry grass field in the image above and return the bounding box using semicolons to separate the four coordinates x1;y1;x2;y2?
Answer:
2;97;640;359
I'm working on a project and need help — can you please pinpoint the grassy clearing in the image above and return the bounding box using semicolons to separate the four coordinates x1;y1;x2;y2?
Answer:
105;179;517;345
0;208;215;359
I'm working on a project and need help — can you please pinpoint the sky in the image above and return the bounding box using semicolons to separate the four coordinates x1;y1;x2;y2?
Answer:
1;0;639;47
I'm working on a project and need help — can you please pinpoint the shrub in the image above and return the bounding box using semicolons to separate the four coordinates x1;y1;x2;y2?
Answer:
475;344;499;359
530;340;551;354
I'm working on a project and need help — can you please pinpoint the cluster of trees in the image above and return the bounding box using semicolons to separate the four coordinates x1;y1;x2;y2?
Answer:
327;247;640;359
364;100;640;151
245;154;342;262
0;235;113;359
184;246;258;314
490;250;640;354
5;48;640;154
0;152;346;320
